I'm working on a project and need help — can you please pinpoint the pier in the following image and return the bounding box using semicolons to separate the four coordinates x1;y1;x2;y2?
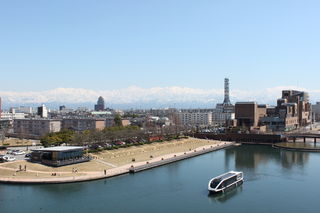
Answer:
286;133;320;144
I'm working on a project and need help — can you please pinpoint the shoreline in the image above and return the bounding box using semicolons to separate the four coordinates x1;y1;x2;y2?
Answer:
129;142;235;173
0;141;235;184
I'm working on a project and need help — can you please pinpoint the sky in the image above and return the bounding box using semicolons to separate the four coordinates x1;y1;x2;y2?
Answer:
0;0;320;107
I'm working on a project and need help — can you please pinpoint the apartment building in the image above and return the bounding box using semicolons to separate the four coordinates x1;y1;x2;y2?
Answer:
14;119;61;137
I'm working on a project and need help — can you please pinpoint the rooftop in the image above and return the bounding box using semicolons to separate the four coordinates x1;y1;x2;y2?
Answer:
219;172;238;180
32;146;84;152
15;118;61;121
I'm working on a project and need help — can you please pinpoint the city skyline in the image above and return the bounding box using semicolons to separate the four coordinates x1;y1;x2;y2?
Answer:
1;1;320;212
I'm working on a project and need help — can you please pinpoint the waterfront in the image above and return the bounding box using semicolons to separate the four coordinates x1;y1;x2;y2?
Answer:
0;138;228;183
1;145;320;213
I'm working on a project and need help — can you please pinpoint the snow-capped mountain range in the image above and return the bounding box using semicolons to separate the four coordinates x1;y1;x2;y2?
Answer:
0;86;319;109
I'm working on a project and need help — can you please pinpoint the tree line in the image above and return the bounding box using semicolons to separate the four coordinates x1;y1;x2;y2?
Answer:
40;126;145;147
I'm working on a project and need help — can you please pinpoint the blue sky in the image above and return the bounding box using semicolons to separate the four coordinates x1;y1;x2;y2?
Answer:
0;0;319;92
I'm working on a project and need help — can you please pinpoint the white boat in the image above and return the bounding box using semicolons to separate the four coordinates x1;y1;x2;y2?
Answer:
208;171;243;193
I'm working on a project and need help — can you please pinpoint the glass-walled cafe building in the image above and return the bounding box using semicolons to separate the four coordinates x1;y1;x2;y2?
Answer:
31;146;90;167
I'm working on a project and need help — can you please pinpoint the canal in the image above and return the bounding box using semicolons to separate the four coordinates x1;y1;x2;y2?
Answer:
1;145;319;213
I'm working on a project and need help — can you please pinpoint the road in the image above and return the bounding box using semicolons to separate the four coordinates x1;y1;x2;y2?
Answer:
3;146;44;161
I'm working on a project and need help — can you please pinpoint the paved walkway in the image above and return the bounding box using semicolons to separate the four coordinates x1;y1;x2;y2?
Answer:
94;159;118;168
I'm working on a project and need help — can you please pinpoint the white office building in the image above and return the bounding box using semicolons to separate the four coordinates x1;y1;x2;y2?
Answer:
178;112;212;126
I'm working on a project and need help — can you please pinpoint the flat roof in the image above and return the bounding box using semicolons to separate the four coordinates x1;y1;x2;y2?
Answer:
14;118;61;121
32;146;84;152
62;117;105;121
219;173;236;180
213;171;240;180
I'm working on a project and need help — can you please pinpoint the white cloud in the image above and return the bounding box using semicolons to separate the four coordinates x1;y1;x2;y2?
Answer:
0;86;319;107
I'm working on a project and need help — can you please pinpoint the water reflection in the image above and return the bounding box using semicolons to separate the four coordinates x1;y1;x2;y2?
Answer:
225;145;309;171
208;185;243;203
278;141;320;149
33;181;92;195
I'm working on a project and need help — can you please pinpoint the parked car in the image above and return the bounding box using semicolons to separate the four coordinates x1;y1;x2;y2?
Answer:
12;150;26;155
115;141;126;146
0;155;5;163
89;144;102;150
3;155;16;162
6;150;14;155
25;153;31;158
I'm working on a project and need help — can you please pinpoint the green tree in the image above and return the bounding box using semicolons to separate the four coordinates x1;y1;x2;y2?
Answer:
114;114;123;127
40;129;75;147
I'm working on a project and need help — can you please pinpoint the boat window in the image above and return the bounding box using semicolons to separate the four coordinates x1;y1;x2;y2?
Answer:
218;181;225;189
223;176;237;186
210;179;221;188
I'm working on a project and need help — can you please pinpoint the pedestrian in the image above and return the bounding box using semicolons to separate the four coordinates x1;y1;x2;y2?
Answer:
19;165;22;171
104;169;106;175
24;165;27;171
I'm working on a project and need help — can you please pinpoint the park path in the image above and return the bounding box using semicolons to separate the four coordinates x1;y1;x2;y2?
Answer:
94;159;118;168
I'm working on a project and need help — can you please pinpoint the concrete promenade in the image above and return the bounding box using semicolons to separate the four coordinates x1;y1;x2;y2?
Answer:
129;142;235;173
0;142;235;184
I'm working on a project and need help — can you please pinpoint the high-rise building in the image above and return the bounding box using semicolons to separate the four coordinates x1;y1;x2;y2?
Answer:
37;104;48;118
212;78;235;126
94;96;105;111
59;105;66;111
223;78;232;106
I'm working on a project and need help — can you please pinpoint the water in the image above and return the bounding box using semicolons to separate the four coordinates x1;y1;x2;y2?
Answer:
278;141;320;149
1;145;320;213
